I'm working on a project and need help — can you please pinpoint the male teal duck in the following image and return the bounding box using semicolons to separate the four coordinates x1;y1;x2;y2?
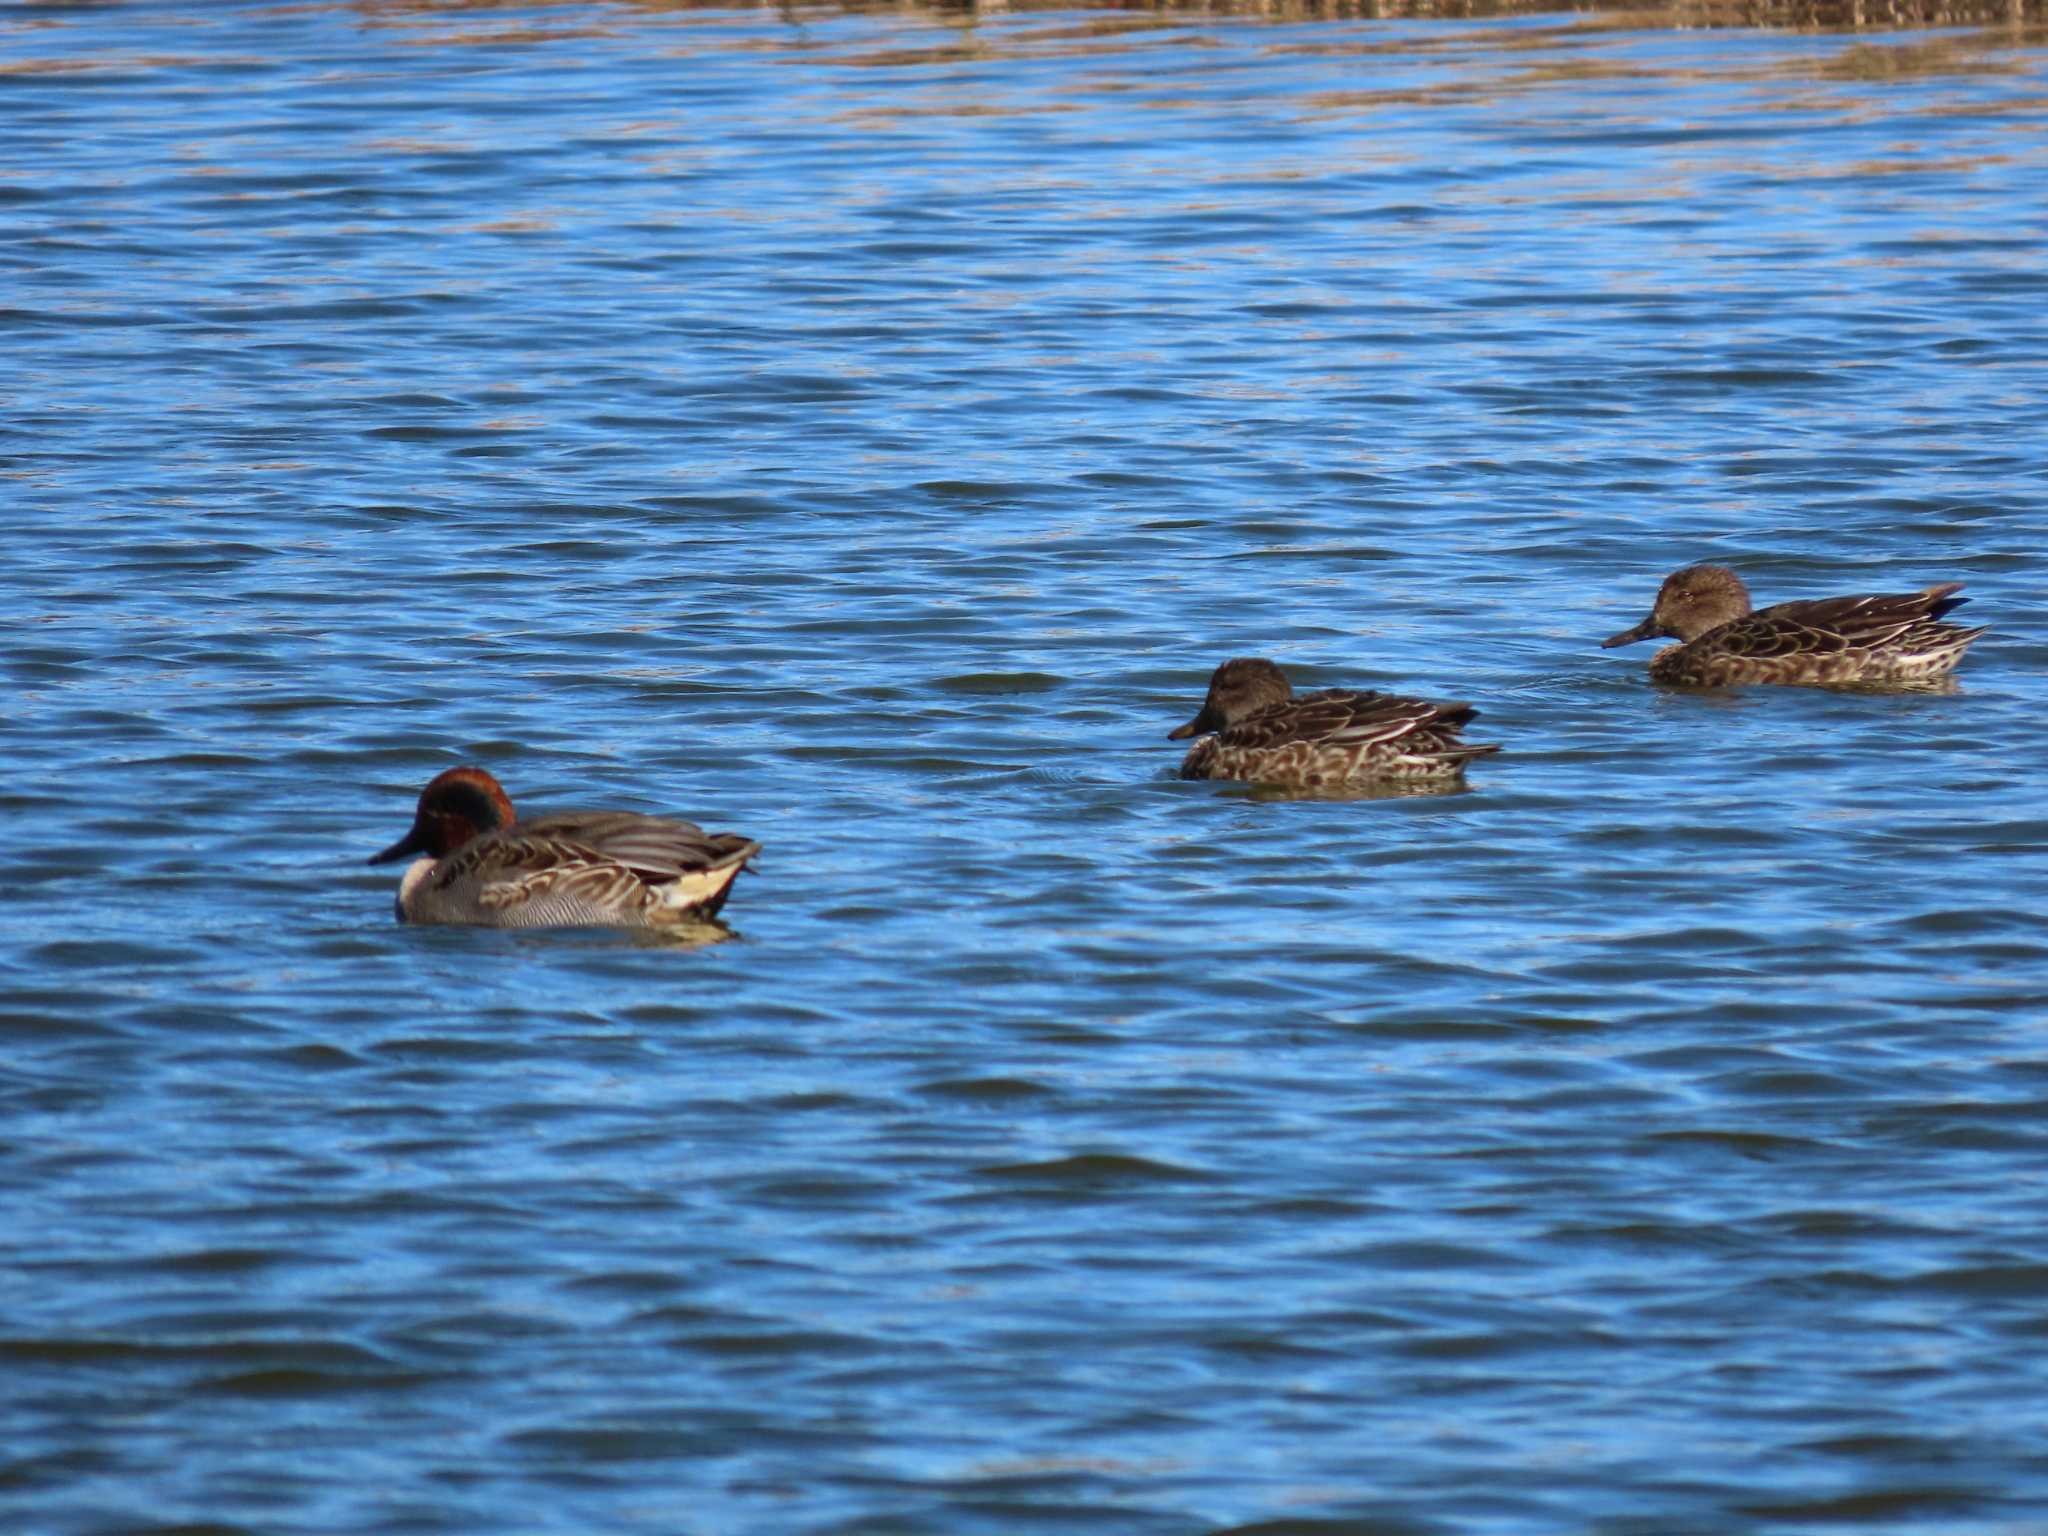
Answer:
370;766;759;928
1602;564;1985;688
1168;658;1499;789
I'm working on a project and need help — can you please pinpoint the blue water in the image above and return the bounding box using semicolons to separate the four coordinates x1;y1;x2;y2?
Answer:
5;2;2048;1531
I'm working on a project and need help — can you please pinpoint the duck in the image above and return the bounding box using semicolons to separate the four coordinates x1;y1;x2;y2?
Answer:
369;766;759;928
1601;564;1985;688
1167;658;1499;789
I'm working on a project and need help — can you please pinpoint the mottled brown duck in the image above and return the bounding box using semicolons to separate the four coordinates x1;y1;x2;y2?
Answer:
1602;564;1985;688
1167;658;1499;789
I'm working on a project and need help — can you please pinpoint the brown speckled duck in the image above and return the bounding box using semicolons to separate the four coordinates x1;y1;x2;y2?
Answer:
370;767;759;928
1602;564;1985;688
1168;658;1499;789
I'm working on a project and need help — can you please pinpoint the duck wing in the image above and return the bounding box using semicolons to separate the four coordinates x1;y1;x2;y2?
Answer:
1223;689;1488;754
520;810;760;881
1727;583;1970;658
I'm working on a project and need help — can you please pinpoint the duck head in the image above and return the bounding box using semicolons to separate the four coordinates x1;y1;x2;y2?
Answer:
1602;564;1754;648
1168;657;1294;739
370;766;517;864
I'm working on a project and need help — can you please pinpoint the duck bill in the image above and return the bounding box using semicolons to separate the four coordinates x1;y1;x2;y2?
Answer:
368;823;428;865
1601;614;1662;649
1167;704;1219;741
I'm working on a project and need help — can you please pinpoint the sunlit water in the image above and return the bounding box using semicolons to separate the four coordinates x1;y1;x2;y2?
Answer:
5;1;2048;1531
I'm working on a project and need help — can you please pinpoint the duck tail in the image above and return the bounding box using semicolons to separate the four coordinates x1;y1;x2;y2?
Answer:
1920;583;1971;623
658;839;761;920
1932;623;1990;660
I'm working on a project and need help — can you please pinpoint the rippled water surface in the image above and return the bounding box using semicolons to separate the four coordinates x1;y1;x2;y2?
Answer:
6;1;2048;1530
